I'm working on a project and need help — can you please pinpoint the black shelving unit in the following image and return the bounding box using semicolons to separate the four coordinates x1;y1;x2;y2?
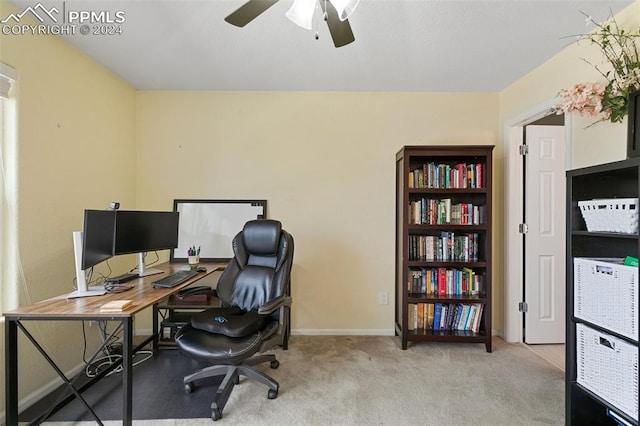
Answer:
566;157;640;425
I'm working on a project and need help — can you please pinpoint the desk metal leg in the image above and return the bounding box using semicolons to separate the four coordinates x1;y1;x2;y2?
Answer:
6;318;18;425
17;321;104;424
123;317;133;425
152;302;159;353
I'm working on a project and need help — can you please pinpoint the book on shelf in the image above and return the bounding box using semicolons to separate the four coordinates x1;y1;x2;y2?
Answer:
472;303;483;333
437;267;447;297
407;267;484;297
453;304;463;330
426;303;434;329
408;198;486;226
407;161;484;189
439;304;448;330
404;302;484;333
408;233;479;262
459;305;470;330
466;304;476;330
417;303;425;330
433;303;442;330
100;299;133;313
408;304;416;331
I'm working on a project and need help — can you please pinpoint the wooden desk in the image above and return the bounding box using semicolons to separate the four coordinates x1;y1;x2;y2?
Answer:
4;261;226;425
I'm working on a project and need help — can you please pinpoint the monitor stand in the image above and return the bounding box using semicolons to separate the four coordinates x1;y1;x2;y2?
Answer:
67;286;107;299
133;252;163;277
67;231;107;299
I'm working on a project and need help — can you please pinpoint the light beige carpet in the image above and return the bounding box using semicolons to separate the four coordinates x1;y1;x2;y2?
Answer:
44;335;564;425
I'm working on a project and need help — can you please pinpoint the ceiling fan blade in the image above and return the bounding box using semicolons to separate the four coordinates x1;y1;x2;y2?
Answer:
225;0;279;27
321;0;355;48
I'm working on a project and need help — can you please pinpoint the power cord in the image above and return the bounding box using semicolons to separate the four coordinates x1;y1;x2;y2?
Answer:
142;251;160;268
82;318;153;379
104;282;133;293
84;350;153;378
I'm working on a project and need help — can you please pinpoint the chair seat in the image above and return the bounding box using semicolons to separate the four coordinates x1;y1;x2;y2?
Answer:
175;321;278;365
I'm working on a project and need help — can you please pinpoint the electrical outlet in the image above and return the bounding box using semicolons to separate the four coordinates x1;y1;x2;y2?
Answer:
378;291;389;305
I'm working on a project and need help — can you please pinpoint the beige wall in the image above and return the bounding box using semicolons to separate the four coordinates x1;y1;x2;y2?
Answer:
0;1;137;412
500;1;640;168
135;92;499;332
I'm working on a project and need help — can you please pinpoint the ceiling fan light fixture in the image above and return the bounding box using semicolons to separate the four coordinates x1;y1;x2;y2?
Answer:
286;0;316;30
331;0;360;21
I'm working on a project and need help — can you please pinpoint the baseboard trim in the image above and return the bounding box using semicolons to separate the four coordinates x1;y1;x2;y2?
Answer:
0;362;87;425
291;329;396;336
142;328;397;337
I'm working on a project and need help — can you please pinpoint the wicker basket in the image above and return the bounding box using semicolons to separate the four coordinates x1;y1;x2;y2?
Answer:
578;198;639;233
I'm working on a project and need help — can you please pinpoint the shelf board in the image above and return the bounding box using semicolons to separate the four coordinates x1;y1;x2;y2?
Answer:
572;230;638;239
406;329;487;341
407;261;487;268
570;317;639;344
408;188;487;194
572;381;639;426
408;294;486;303
157;340;178;349
408;224;488;231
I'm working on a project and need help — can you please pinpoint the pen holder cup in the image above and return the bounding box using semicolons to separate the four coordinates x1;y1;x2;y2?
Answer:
188;256;200;270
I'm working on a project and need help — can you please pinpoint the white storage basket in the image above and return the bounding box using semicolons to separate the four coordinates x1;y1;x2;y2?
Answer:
576;324;638;422
578;198;639;233
574;257;638;341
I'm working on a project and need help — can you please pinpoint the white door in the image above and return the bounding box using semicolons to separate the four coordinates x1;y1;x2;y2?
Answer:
524;125;566;344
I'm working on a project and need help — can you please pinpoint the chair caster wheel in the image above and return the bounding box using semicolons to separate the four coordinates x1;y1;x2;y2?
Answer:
270;360;279;369
234;376;240;385
184;382;194;393
212;408;223;421
268;388;278;399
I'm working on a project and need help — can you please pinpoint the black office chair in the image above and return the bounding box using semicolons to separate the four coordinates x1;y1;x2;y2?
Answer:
174;219;294;421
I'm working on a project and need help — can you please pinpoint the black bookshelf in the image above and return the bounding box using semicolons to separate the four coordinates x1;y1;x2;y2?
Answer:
566;157;640;425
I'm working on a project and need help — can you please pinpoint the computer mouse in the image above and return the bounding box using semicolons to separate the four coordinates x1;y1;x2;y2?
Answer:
196;266;207;273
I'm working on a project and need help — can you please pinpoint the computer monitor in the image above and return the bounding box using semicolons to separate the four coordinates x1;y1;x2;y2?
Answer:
68;209;116;299
82;210;116;270
113;210;180;276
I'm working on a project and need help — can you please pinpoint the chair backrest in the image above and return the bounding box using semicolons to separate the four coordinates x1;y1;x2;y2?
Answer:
216;219;294;314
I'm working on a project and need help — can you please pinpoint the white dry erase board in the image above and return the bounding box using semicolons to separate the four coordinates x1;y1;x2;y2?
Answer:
170;199;267;262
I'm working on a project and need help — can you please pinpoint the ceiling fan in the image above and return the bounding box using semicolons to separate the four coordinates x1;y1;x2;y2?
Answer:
224;0;360;48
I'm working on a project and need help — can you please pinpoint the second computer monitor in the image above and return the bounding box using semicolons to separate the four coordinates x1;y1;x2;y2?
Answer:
113;210;180;255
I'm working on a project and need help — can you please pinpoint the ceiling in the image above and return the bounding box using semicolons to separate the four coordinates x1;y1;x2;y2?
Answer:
6;0;636;92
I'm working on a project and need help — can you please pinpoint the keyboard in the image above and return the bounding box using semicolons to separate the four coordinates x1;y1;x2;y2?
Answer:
151;270;199;288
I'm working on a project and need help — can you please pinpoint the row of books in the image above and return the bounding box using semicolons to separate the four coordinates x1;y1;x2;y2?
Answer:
408;266;485;296
408;232;479;262
408;302;484;333
409;198;486;225
408;162;484;189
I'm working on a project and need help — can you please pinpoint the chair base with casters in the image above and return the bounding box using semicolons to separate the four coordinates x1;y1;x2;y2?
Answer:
183;357;280;421
176;313;288;421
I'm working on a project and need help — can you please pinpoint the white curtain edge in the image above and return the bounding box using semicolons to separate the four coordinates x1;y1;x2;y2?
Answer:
0;62;17;80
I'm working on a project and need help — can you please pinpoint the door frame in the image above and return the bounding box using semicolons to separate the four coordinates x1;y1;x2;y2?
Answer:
503;98;573;343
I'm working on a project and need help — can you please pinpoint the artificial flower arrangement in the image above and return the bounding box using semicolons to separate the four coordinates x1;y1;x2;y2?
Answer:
554;12;640;126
